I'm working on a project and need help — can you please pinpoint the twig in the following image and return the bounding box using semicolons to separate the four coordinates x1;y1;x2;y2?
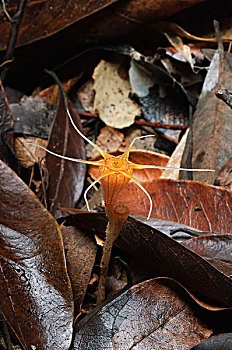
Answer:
0;0;28;82
96;205;129;305
1;0;12;21
216;88;232;110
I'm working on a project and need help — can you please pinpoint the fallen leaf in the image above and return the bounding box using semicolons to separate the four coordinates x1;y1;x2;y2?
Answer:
129;59;191;127
0;160;74;350
65;212;232;307
118;179;232;234
214;157;232;190
180;52;232;184
46;88;86;219
191;332;232;349
61;226;97;316
11;96;56;139
77;80;95;113
73;278;212;349
93;60;140;128
95;126;126;154
161;129;189;180
182;234;232;277
14;136;47;168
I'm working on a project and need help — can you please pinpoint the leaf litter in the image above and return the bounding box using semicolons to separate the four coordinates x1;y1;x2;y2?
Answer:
1;5;232;349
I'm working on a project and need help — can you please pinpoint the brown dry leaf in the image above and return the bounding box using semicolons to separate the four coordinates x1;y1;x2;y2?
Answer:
93;60;140;128
77;80;95;112
180;52;232;184
46;88;86;219
73;278;212;349
95;126;126;154
14;136;47;168
156;22;232;43
61;226;97;316
0;160;74;350
117;179;232;234
214;157;232;190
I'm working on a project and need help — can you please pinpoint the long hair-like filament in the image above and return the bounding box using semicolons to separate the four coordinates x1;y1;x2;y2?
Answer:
122;172;153;220
26;142;103;166
84;172;115;211
123;135;155;159
131;164;215;172
65;108;108;159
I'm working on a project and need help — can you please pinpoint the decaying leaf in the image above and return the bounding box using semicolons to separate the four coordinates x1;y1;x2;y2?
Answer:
180;51;232;184
93;60;140;128
66;212;232;307
46;88;86;219
0;160;74;350
214;157;232;190
14;136;47;168
61;226;97;316
95;126;126;154
73;278;212;349
161;129;189;180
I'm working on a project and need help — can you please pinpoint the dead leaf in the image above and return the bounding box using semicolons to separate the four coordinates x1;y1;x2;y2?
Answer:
46;88;86;219
93;60;140;128
65;212;232;307
180;52;232;184
73;278;212;349
0;160;74;350
14;136;47;168
214;157;232;190
191;333;232;349
118;179;232;234
77;80;95;112
182;234;232;277
61;226;97;316
161;129;189;180
95;126;126;154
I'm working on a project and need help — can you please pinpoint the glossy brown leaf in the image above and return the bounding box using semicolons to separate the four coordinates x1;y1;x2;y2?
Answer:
182;234;232;277
117;179;232;234
46;89;86;219
0;0;118;49
65;212;232;307
180;52;232;184
0;0;204;50
61;226;97;316
0;79;14;167
0;160;74;350
73;278;212;349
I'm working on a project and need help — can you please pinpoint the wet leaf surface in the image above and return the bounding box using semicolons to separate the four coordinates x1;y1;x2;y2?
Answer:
0;160;74;350
65;212;232;307
0;0;118;49
61;226;97;316
46;89;86;219
182;234;232;277
181;52;232;184
73;278;212;349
